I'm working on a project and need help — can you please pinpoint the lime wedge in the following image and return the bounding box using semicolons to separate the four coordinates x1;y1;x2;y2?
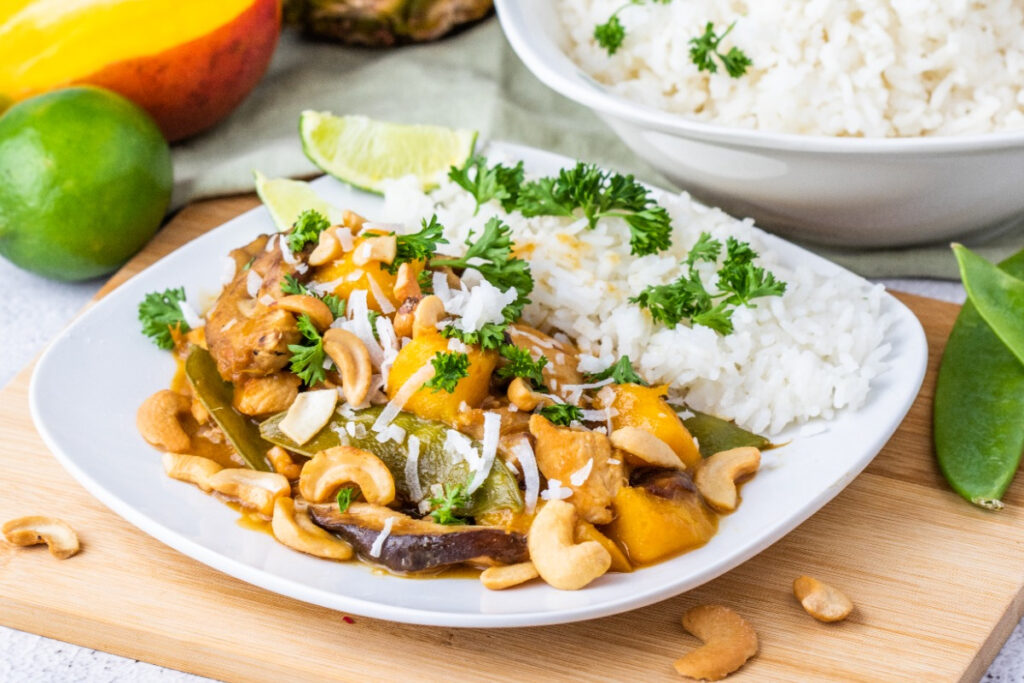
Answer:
299;112;477;194
253;171;342;231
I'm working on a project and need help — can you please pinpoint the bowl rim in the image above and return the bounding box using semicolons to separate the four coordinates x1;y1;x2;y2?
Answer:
494;0;1024;155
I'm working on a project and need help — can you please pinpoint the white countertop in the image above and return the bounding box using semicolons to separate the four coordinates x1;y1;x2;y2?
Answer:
2;259;1020;682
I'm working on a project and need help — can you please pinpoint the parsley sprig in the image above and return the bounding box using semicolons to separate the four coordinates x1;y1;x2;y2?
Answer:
689;21;753;78
594;0;671;55
539;403;585;427
423;351;470;393
440;323;508;351
336;487;356;513
287;209;330;253
280;274;345;318
138;287;190;350
448;155;525;215
517;163;672;257
287;314;328;386
630;233;786;335
585;355;648;386
428;481;471;525
496;344;548;389
366;215;449;275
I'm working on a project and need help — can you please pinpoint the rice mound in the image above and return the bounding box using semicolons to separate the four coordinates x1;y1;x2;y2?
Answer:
380;171;893;436
558;0;1024;137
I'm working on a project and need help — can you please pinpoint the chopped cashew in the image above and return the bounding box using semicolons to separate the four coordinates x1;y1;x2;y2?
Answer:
507;377;555;412
299;446;396;505
481;562;540;590
137;390;192;452
309;228;343;266
341;210;365;231
694;447;761;513
162;453;223;492
278;389;338;446
610;427;685;470
793;575;854;623
412;295;446;338
352;235;397;266
274;294;334;331
527;499;610;590
393;262;422;302
208;469;290;517
2;516;80;559
272;497;353;560
267;445;302;480
322;328;373;406
675;605;758;681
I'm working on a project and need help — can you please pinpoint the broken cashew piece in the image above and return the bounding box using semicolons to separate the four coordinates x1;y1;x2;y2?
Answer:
322;328;373;405
2;516;80;559
267;446;302;480
793;575;854;623
610;426;685;470
309;228;343;266
352;235;397;266
481;562;540;590
299;446;396;505
694;447;761;512
412;295;446;338
393;262;422;302
272;497;353;560
527;499;611;590
208;469;290;517
507;377;554;412
275;294;334;331
675;605;758;681
137;390;192;452
162;453;223;492
341;210;365;231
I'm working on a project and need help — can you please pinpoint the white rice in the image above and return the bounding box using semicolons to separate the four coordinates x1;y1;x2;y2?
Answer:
380;170;893;436
558;0;1024;137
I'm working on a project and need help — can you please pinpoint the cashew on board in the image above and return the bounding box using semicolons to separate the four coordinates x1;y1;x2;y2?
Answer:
675;604;758;681
2;516;80;560
793;575;854;623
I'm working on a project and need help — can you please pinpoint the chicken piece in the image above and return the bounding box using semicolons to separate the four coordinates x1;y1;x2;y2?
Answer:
454;406;532;459
205;235;307;382
507;325;583;399
233;373;302;416
529;414;625;525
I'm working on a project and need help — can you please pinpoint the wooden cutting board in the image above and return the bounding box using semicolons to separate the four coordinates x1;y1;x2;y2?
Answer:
1;195;1021;683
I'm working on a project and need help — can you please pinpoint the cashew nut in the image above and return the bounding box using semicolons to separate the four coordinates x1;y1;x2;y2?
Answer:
272;497;353;560
793;575;854;623
610;427;685;470
309;228;343;266
352;235;397;266
2;516;80;559
412;295;446;338
267;445;302;480
393;262;422;302
675;605;759;681
137;390;192;452
298;446;396;505
274;294;334;331
694;447;761;513
507;377;555;412
162;453;223;492
480;562;540;590
341;209;365;230
322;328;373;405
208;469;290;517
527;500;610;590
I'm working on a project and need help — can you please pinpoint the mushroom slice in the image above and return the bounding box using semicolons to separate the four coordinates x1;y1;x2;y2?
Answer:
2;516;80;559
308;502;528;573
278;389;338;446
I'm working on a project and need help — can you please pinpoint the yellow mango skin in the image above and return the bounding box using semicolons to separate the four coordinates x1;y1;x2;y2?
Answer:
386;331;497;423
605;487;717;566
314;240;422;313
598;384;701;469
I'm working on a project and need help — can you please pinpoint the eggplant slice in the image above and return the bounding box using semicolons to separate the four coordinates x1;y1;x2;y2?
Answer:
309;502;528;573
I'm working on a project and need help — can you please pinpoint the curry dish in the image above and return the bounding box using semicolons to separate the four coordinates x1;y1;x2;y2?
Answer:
136;208;766;591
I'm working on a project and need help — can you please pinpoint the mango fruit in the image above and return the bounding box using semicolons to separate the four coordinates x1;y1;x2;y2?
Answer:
596;384;702;469
604;486;717;566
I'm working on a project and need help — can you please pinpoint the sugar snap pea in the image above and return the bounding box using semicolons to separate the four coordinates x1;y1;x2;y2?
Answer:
953;244;1024;366
934;247;1024;509
672;405;772;457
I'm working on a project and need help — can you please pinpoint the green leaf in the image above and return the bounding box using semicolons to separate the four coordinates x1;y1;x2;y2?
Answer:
336;487;355;513
594;15;626;55
423;351;470;393
287;209;330;253
539;403;584;426
440;322;509;351
496;344;549;389
287;314;327;386
585;355;647;386
428;481;472;525
138;287;190;350
372;214;449;275
448;155;525;214
689;21;751;78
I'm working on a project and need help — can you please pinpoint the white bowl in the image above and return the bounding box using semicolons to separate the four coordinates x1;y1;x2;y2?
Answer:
494;0;1024;247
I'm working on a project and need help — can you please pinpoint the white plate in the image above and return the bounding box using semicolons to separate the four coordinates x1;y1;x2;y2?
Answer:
30;142;927;627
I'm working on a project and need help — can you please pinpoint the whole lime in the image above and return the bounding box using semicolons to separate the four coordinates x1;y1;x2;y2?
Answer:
0;86;172;281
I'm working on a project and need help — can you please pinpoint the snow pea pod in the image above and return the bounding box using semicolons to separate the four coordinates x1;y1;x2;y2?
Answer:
953;244;1024;366
934;247;1024;509
673;405;772;457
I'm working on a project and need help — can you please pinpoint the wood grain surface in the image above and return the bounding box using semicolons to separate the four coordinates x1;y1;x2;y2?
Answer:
1;195;1022;682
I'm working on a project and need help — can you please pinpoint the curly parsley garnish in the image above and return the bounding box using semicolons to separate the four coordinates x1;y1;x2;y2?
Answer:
585;355;648;386
516;163;672;257
428;481;471;525
287;209;330;253
336;487;356;513
138;287;190;350
496;344;548;389
280;274;345;318
540;403;585;426
594;0;671;55
440;323;508;351
630;233;786;335
367;215;449;275
287;314;328;386
689;21;752;78
423;351;470;393
448;155;525;214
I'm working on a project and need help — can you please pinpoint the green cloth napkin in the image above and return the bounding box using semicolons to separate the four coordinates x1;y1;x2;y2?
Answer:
171;19;1022;280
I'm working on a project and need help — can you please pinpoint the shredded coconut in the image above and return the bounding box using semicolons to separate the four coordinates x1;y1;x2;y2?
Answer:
467;412;501;494
570;458;594;487
405;435;423;502
368;516;395;558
